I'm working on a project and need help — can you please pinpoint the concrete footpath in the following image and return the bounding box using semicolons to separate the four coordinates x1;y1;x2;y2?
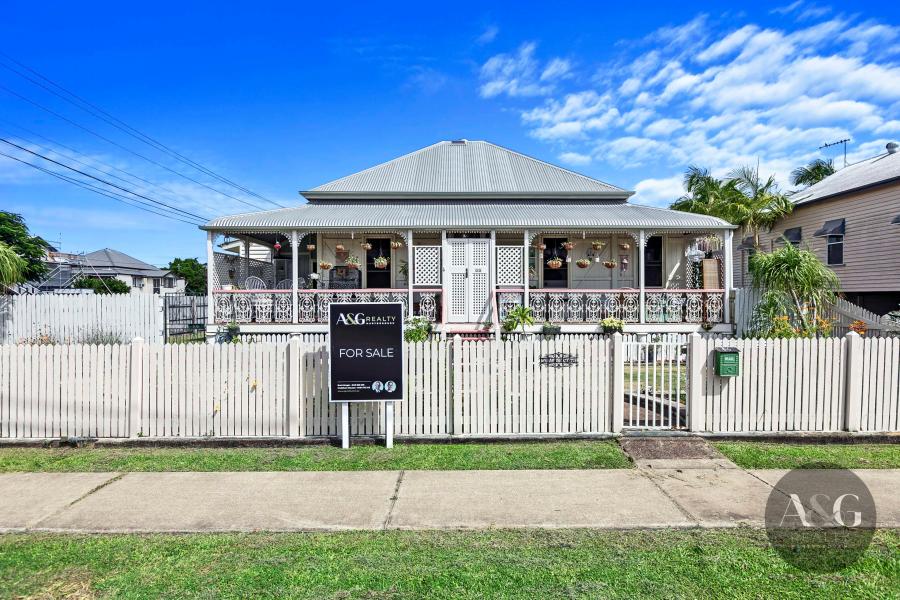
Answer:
2;466;899;533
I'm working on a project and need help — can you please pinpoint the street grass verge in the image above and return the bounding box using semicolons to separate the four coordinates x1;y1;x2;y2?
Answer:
1;529;897;599
0;441;631;472
713;441;900;469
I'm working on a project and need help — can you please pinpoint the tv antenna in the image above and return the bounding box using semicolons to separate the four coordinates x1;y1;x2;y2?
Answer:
819;138;850;167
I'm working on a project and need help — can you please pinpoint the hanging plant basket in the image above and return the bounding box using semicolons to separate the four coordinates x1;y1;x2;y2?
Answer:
546;257;563;269
373;256;389;269
273;241;282;252
576;258;591;269
318;261;333;271
561;241;575;251
619;242;631;250
603;260;617;269
345;255;361;269
390;241;403;250
335;244;345;252
591;240;605;250
360;242;373;251
306;244;316;252
535;243;546;251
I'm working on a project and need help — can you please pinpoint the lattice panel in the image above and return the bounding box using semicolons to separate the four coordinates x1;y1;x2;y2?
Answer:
450;272;466;320
496;246;524;285
450;242;466;267
212;252;275;289
413;246;441;285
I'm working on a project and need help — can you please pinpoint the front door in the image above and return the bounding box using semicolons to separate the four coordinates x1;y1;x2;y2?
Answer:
447;238;490;323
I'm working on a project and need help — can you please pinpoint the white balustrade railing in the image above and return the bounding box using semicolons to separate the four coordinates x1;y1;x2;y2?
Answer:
497;289;725;324
213;289;441;324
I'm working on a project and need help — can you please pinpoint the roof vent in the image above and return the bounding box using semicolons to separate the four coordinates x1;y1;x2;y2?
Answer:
887;142;898;155
450;139;467;145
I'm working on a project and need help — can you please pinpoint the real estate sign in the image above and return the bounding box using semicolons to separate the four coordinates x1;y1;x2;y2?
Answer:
328;302;404;403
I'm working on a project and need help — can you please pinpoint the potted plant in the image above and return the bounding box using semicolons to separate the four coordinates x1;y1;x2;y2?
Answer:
546;256;563;269
701;321;713;331
505;305;535;334
535;242;546;250
345;255;361;269
390;240;403;250
541;321;561;336
561;241;575;251
591;240;605;250
575;258;591;269
306;243;316;252
335;243;345;252
603;259;617;269
373;255;389;269
360;242;372;251
600;317;625;334
849;320;868;336
318;261;332;271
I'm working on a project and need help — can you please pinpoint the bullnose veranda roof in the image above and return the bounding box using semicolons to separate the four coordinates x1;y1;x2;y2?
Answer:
204;201;733;231
302;140;630;199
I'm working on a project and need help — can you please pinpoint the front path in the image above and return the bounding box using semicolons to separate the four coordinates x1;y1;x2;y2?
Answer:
2;466;899;533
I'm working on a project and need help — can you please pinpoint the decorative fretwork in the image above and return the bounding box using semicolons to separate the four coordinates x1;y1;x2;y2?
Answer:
645;293;665;323
498;292;524;320
706;293;724;323
585;293;604;321
413;246;441;285
254;294;273;323
548;293;565;322
274;294;292;323
685;293;704;323
529;293;546;322
496;246;524;286
418;292;438;322
233;295;252;323
213;290;431;324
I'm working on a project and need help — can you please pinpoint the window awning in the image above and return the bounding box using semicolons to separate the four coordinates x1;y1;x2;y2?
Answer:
814;218;845;237
782;227;802;243
893;214;900;225
736;236;755;250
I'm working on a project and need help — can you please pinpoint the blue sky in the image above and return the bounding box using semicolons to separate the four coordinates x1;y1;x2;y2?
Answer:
2;1;899;266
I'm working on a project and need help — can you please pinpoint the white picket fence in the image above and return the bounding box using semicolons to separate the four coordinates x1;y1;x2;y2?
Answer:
0;294;163;344
0;334;898;439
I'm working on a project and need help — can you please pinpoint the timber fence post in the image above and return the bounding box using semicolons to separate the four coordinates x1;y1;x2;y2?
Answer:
844;331;862;432
129;337;144;438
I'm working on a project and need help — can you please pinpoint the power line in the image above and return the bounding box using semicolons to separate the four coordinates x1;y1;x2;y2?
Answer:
0;150;204;226
0;82;272;211
0;121;219;216
0;137;207;221
0;53;284;208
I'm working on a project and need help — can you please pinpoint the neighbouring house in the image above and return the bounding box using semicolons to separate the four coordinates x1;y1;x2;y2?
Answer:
734;142;900;315
202;140;736;336
34;247;186;295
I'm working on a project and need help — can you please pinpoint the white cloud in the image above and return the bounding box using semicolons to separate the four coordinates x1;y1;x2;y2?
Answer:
481;11;900;196
477;25;499;45
632;175;684;207
558;151;592;166
479;42;568;98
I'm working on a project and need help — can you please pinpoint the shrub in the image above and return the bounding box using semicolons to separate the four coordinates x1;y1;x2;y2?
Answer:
404;316;432;342
600;317;625;334
72;276;130;294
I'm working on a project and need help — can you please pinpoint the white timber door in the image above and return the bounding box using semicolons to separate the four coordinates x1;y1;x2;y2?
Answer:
446;238;490;323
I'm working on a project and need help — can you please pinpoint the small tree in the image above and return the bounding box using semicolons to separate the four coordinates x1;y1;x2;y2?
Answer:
0;242;26;289
72;276;130;294
502;305;535;333
167;257;206;295
0;212;48;281
749;243;840;335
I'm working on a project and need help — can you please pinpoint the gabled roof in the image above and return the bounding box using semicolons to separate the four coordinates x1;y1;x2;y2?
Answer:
302;140;631;200
204;201;733;231
792;146;900;206
82;248;171;278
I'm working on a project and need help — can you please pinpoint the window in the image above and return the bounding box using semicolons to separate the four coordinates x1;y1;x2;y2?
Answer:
644;236;663;287
164;276;175;288
153;278;161;294
827;235;843;265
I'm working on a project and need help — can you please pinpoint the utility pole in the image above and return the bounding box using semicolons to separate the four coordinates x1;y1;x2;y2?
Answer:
820;138;850;168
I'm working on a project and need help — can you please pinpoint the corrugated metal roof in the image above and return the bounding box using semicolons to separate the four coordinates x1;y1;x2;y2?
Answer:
204;201;733;230
82;248;170;277
792;147;900;206
302;140;630;199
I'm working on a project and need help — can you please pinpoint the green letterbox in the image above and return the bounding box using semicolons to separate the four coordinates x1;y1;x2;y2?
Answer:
715;347;740;377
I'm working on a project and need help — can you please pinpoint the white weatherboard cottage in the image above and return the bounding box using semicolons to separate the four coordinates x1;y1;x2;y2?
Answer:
202;140;736;336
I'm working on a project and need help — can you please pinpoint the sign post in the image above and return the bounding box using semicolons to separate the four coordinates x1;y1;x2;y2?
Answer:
329;302;404;449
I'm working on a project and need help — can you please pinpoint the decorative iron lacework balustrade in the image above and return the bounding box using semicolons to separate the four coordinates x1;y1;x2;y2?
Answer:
497;289;724;324
213;290;440;324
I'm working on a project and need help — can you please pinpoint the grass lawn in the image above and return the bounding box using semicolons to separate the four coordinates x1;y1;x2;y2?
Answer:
1;529;897;599
0;440;631;472
714;442;900;469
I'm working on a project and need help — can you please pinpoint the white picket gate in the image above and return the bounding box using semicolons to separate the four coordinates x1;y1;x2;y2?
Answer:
622;339;687;429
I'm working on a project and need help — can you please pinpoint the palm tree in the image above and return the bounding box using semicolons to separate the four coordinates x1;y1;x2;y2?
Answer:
670;164;793;248
749;242;840;333
726;165;794;248
0;241;26;290
790;158;835;188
